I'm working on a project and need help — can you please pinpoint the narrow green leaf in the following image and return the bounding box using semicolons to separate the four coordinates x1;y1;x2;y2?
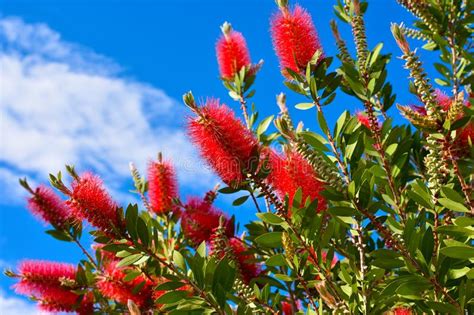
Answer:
256;212;284;225
295;103;315;110
255;232;283;248
439;246;474;259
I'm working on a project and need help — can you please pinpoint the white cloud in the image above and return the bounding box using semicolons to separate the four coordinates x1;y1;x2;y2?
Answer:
0;291;40;315
0;17;215;204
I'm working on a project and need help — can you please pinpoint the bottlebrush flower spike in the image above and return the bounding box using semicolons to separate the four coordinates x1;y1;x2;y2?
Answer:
181;197;234;245
147;154;178;215
267;149;326;211
270;4;323;77
356;111;371;129
13;260;92;314
14;260;76;295
281;301;294;315
228;237;261;284
392;307;413;315
38;288;93;315
405;90;473;153
216;22;252;80
96;261;155;307
25;183;73;228
68;172;121;236
188;99;259;186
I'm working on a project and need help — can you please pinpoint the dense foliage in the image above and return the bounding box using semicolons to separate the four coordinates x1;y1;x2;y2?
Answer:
6;0;474;314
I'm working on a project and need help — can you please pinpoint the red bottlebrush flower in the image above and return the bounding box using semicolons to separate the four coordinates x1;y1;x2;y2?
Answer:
356;110;381;130
188;99;258;186
68;172;121;235
14;260;92;314
281;301;294;315
459;122;474;148
321;251;338;269
147;158;178;215
409;90;473;154
216;23;251;80
228;237;261;284
393;307;413;315
270;5;323;77
267;150;326;212
356;111;371;129
96;261;154;307
435;90;452;111
27;185;73;228
15;260;76;296
38;288;93;315
181;197;234;245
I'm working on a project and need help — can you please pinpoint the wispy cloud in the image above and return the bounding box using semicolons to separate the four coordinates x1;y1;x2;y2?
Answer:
0;17;215;204
0;290;40;315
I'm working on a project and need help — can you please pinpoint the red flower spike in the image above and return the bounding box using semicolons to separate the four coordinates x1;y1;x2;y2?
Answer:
14;260;92;314
96;261;155;308
147;157;178;215
228;237;261;284
409;90;473;154
393;307;413;315
38;289;93;315
27;185;73;228
281;301;294;315
68;172;121;235
459;123;474;149
15;260;76;296
267;150;326;212
271;5;323;77
188;99;258;186
216;23;251;80
356;111;371;129
181;197;233;245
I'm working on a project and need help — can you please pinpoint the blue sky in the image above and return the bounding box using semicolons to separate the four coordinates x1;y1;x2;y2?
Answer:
0;0;438;313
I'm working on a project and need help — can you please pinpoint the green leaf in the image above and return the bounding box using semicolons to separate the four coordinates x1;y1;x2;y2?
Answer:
396;279;432;299
274;274;293;282
317;110;329;134
266;254;287;267
256;212;284;225
117;253;143;268
327;206;357;216
421;227;434;263
256;115;274;136
155;281;186;291
437;226;474;238
232;195;249;206
295;103;315;110
125;204;139;240
371;249;404;269
136;217;149;247
214;259;236;290
441;186;466;204
123;271;142;282
155;291;188;304
173;251;186;270
254;232;283;248
369;43;383;67
425;301;459;314
438;198;469;213
196;241;207;257
46;229;73;242
439;246;474;259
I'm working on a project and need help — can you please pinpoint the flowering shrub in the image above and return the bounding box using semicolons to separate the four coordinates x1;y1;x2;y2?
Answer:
6;0;474;314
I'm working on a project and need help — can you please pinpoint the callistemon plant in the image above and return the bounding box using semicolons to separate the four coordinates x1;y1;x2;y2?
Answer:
6;0;474;314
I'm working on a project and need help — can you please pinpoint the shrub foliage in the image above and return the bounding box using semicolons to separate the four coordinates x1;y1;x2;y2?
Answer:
6;0;474;314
